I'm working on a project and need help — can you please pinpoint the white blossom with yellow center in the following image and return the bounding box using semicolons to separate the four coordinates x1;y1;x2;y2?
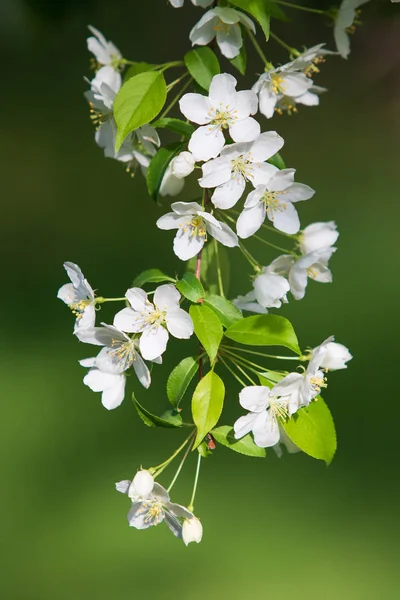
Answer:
253;67;313;120
237;168;315;237
57;262;96;332
157;201;238;261
87;25;122;72
179;73;260;162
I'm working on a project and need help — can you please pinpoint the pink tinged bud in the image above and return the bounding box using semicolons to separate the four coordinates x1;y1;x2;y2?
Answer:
182;517;203;546
132;470;154;499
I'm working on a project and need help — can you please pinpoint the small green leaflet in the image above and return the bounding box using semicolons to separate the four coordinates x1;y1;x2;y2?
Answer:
133;393;183;428
211;426;266;458
224;314;301;355
268;151;286;170
190;304;223;363
167;356;199;409
176;273;205;303
146;142;186;202
184;47;220;91
229;0;270;39
114;71;167;151
282;397;337;465
133;268;175;287
204;294;243;329
151;118;195;139
192;371;225;449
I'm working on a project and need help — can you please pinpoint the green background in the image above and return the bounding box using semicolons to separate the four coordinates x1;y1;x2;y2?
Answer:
1;1;399;598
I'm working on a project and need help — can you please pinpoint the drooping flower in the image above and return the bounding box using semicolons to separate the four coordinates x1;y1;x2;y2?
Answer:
233;291;268;314
116;477;194;539
113;285;194;361
270;337;333;411
252;66;313;119
57;262;96;332
179;73;260;161
252;270;290;309
190;7;255;59
318;341;352;370
169;0;214;7
182;517;203;545
237;168;315;237
199;132;284;209
234;386;296;448
156;201;238;261
87;25;122;71
80;357;127;410
299;221;339;255
333;0;370;59
76;323;152;389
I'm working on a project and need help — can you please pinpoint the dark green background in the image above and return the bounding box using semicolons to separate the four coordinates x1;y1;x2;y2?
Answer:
1;1;399;598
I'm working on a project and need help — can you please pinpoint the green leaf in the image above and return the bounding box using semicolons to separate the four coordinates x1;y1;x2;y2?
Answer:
133;394;183;428
114;71;167;151
192;371;225;448
184;47;220;91
124;62;159;81
204;294;243;329
225;314;301;355
187;242;231;295
269;2;290;22
151;117;195;139
282;397;337;465
133;268;175;288
197;441;213;458
268;151;286;170
190;304;223;363
146;142;186;202
230;41;247;75
167;356;199;408
258;370;286;388
211;425;266;457
176;273;205;303
229;0;270;39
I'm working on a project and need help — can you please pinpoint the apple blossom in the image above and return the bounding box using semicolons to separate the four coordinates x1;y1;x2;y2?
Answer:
199;132;284;210
190;7;255;59
57;262;96;332
319;341;353;370
87;25;122;71
253;269;290;309
156;201;238;261
179;73;260;161
252;66;313;119
237;168;315;237
113;285;194;361
333;0;370;59
233;291;267;314
299;221;339;255
182;517;203;545
80;358;127;410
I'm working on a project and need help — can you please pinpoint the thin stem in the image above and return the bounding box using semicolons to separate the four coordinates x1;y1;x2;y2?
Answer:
247;30;272;68
222;345;301;361
195;248;203;281
269;31;299;56
252;233;294;255
226;355;257;385
188;452;202;512
167;435;195;493
160;60;185;72
274;1;326;15
239;242;261;270
152;433;194;477
222;348;267;371
159;76;192;119
219;355;247;388
166;72;189;92
95;296;126;304
214;239;225;298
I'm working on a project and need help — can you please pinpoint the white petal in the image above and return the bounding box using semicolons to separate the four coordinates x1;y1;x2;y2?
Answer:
156;213;184;231
288;261;309;300
250;132;285;163
190;12;218;47
159;167;185;197
132;470;154;498
172;201;203;215
253;272;290;308
174;228;205;261
101;375;125;410
319;342;352;371
252;411;280;448
270;202;300;235
271;373;303;396
267;168;295;191
79;357;97;368
154;284;181;311
281;73;312;97
234;412;258;439
229;117;260;143
189;126;225;161
74;305;96;332
209;73;237;104
239;386;270;412
179;93;211;125
132;353;152;389
216;23;242;59
140;326;169;360
57;283;77;305
113;307;143;333
205;221;239;247
237;11;256;33
199;157;232;189
166;308;194;339
237;202;266;239
258;84;278;119
250;162;279;187
171;152;195;179
300;221;338;254
115;480;131;494
126;288;148;311
211;175;246;209
284;183;315;203
234;90;258;118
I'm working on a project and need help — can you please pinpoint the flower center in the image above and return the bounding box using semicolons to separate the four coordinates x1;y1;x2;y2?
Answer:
304;56;325;77
269;397;289;421
88;103;107;128
270;73;286;95
144;309;166;326
309;375;327;394
262;191;287;217
231;154;254;181
110;338;137;368
181;216;207;240
137;500;165;526
69;299;91;319
208;105;238;130
306;267;319;279
213;19;230;34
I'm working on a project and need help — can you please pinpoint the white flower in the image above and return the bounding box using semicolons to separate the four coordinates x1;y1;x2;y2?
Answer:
169;0;214;7
116;478;193;539
171;152;196;179
233;291;267;314
87;25;122;70
156;201;238;261
333;0;370;59
199;132;284;210
190;7;255;59
159;165;185;197
300;221;339;255
253;270;290;309
234;386;296;448
270;337;333;411
80;358;126;410
179;73;260;161
252;67;313;119
182;516;203;545
319;341;352;370
274;84;327;115
57;262;96;332
113;284;194;361
75;323;152;389
268;248;336;301
237;168;315;237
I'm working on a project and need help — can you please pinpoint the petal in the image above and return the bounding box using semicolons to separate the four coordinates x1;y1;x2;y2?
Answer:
79;357;97;368
167;502;194;520
270;202;300;235
237;10;256;33
288;262;309;300
205;221;239;247
115;480;131;494
271;372;304;396
237;203;266;239
250;132;285;163
233;292;267;314
156;213;184;231
267;254;295;276
113;307;143;333
189;12;218;47
189;126;225;162
234;412;258;439
74;305;96;332
258;84;278;119
312;263;333;283
252;411;280;448
250;162;279;187
199;157;232;189
209;73;237;105
164;512;183;538
139;326;169;360
211;175;246;209
159;167;185;197
83;368;118;392
229;117;260;143
154;284;181;311
75;324;127;347
281;73;313;97
253;273;290;308
239;386;270;412
300;221;338;255
95;345;129;374
243;186;265;208
132;353;152;389
179;93;212;125
57;283;77;305
101;375;126;410
267;168;296;191
125;287;149;312
216;23;242;59
172;201;203;215
166;308;194;339
234;90;258;118
173;229;205;261
283;183;315;203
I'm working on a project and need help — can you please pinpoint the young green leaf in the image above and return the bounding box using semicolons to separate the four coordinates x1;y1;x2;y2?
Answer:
268;151;286;170
187;242;231;295
133;394;183;428
167;356;199;408
146;142;186;202
190;304;223;363
211;425;266;457
230;40;247;75
225;314;301;355
184;47;220;91
176;272;205;303
133;268;176;287
114;71;167;151
282;397;337;465
192;371;225;449
204;294;243;329
124;62;159;81
151;117;195;139
229;0;270;39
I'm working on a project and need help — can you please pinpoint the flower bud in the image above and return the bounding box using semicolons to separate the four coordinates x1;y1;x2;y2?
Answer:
182;516;203;546
319;342;352;371
171;152;195;179
131;469;154;499
159;165;185;197
300;221;339;255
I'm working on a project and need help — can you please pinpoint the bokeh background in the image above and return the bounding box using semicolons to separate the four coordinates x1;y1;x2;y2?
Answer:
1;0;400;598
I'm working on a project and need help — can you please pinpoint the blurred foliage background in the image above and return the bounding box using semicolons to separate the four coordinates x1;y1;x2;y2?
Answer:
1;0;400;598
